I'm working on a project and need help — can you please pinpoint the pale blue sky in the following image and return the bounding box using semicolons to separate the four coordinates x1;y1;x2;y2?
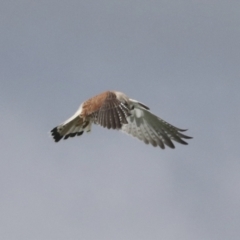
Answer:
1;1;240;240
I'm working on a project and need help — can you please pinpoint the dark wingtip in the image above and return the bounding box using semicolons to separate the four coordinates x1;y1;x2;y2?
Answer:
177;129;193;139
51;127;63;142
64;131;84;140
177;128;188;132
77;131;84;136
164;139;175;149
179;134;193;139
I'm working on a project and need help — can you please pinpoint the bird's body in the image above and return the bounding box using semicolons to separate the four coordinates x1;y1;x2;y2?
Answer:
51;91;192;149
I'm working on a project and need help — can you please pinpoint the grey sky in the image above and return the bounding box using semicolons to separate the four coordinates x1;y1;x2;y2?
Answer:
1;1;240;240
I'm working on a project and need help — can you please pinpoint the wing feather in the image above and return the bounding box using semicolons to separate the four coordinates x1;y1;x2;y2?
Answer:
51;92;192;147
93;93;131;129
121;100;192;149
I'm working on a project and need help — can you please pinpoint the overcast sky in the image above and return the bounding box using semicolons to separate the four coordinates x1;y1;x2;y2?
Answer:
1;1;240;240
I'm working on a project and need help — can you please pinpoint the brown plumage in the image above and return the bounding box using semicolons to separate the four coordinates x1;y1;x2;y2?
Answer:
51;90;192;149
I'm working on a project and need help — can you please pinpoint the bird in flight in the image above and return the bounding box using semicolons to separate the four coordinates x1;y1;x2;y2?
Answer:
51;91;192;149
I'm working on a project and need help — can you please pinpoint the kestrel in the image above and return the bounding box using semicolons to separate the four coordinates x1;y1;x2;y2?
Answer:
51;91;192;149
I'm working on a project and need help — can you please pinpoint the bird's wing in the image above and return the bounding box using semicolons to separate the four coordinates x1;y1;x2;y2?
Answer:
93;92;131;129
121;101;192;149
50;106;87;142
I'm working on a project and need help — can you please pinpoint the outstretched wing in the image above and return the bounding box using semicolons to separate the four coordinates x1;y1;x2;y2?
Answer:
50;107;87;142
50;91;192;147
92;92;131;129
121;102;192;149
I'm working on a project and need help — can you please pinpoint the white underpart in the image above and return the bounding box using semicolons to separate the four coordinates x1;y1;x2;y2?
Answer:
134;108;143;118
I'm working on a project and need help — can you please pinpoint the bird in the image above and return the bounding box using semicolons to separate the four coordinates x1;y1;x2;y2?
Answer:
51;91;192;149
